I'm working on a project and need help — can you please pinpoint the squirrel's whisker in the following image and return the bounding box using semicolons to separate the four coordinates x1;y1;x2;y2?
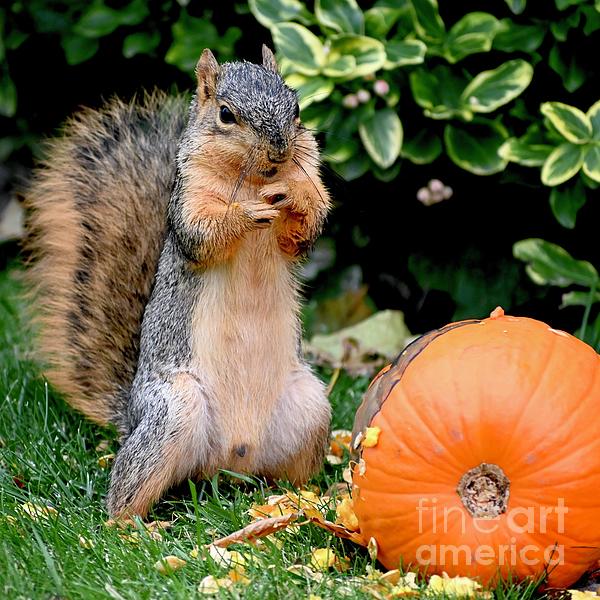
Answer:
292;148;324;170
223;144;260;228
292;157;325;204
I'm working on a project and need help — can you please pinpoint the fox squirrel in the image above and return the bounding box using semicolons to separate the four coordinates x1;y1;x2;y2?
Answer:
26;46;332;517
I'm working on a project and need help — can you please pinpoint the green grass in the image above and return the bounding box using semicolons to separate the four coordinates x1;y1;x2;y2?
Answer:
0;266;542;599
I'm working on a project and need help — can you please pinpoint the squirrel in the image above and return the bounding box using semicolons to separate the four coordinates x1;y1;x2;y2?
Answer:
25;46;332;517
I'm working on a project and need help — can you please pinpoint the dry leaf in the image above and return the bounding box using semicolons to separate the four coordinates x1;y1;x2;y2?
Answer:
253;534;284;552
329;429;353;457
207;545;246;568
229;550;246;567
368;537;378;561
228;567;250;585
305;310;410;375
119;532;140;544
20;502;58;521
104;517;136;529
145;520;172;532
104;517;170;538
307;514;366;546
78;536;95;549
97;454;115;468
357;459;366;477
390;572;419;591
211;512;299;548
154;555;187;575
208;544;232;566
335;555;351;572
427;572;490;598
198;575;232;594
336;497;359;532
297;489;320;502
286;564;324;582
310;548;336;571
326;454;344;465
362;568;421;598
216;486;367;552
568;592;599;600
343;466;353;484
362;427;381;448
248;489;329;521
248;494;294;519
380;569;400;586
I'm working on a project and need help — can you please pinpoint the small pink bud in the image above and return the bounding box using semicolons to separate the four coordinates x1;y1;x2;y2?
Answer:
356;89;371;103
373;80;390;96
342;94;359;109
416;187;431;204
428;179;444;193
442;186;453;199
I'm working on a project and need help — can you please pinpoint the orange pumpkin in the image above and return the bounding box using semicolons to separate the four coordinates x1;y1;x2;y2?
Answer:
351;308;600;588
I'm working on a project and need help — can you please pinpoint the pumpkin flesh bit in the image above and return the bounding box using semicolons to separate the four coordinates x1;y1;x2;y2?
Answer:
352;312;600;588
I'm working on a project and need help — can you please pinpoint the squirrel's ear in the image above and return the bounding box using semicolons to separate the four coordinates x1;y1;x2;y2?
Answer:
262;45;278;73
195;49;219;100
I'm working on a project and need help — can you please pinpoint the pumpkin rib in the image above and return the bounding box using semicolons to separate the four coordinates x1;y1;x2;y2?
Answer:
378;382;469;475
362;512;466;552
363;397;468;483
532;528;600;547
514;465;600;490
352;320;480;454
497;332;558;465
511;443;600;484
515;530;561;582
450;349;481;464
354;486;458;500
507;364;600;479
525;432;600;473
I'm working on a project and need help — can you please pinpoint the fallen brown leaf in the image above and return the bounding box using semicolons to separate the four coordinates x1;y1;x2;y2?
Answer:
336;496;359;532
104;517;136;529
307;514;366;546
78;535;95;549
97;454;115;468
20;502;58;521
329;429;353;457
154;555;186;575
211;513;300;548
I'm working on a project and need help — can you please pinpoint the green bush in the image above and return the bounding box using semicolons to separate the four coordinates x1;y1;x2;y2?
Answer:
249;0;599;221
0;0;241;160
2;0;600;344
246;0;600;343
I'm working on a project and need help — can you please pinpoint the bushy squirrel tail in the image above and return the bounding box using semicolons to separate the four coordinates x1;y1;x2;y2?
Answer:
25;91;188;429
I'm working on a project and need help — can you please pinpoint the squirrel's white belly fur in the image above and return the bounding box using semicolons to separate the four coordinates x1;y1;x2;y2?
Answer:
190;229;300;470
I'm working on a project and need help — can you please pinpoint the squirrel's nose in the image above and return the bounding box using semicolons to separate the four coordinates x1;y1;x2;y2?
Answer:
268;150;289;164
268;135;290;163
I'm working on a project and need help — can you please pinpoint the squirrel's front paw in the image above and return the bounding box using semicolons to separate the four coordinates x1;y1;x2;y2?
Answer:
242;200;281;229
259;182;294;210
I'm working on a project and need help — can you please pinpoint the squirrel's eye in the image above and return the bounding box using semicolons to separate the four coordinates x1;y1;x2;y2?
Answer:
219;105;236;124
294;103;300;119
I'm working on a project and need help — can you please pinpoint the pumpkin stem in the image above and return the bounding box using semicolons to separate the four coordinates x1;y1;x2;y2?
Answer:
457;463;510;519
